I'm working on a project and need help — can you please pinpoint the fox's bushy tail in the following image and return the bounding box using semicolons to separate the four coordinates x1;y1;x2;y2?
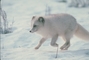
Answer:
74;23;89;40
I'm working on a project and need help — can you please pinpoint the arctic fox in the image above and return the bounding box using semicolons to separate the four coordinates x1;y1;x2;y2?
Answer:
30;13;89;50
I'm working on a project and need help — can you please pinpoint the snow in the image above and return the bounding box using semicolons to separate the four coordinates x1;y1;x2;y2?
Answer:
1;0;89;60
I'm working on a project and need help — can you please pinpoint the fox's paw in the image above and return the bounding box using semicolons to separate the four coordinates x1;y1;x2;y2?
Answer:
51;43;59;47
60;46;67;50
60;46;64;50
35;47;39;50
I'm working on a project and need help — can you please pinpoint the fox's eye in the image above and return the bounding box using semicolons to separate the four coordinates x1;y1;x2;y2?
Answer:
33;25;37;27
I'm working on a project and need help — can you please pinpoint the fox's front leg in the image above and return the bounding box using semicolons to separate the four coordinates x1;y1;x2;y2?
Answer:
50;35;58;47
35;38;46;49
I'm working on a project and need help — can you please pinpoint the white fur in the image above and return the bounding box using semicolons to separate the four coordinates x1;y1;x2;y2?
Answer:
75;23;89;40
30;13;89;50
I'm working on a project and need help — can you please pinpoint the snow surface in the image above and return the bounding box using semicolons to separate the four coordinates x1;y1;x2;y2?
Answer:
1;0;89;60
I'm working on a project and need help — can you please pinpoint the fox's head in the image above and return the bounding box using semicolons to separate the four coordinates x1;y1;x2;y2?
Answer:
30;16;45;33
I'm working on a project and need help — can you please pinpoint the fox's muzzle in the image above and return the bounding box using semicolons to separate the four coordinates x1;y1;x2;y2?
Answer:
30;27;38;33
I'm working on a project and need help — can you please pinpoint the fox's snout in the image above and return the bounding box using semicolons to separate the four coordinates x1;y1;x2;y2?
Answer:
30;28;38;33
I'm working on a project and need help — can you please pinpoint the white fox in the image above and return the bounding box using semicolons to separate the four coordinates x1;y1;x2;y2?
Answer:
30;13;89;50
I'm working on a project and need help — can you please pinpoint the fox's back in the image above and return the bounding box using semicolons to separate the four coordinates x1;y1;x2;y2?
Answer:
44;14;77;33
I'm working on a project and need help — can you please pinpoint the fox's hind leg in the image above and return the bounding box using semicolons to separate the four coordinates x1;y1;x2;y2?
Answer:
60;40;70;50
60;31;73;50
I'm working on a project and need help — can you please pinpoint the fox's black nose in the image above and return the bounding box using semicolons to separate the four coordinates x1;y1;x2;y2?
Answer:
30;31;31;32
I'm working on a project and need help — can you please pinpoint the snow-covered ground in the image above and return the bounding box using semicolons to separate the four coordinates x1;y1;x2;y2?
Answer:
1;0;89;60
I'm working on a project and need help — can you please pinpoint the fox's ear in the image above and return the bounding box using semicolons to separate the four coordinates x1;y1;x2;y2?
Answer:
32;16;35;20
38;17;45;23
